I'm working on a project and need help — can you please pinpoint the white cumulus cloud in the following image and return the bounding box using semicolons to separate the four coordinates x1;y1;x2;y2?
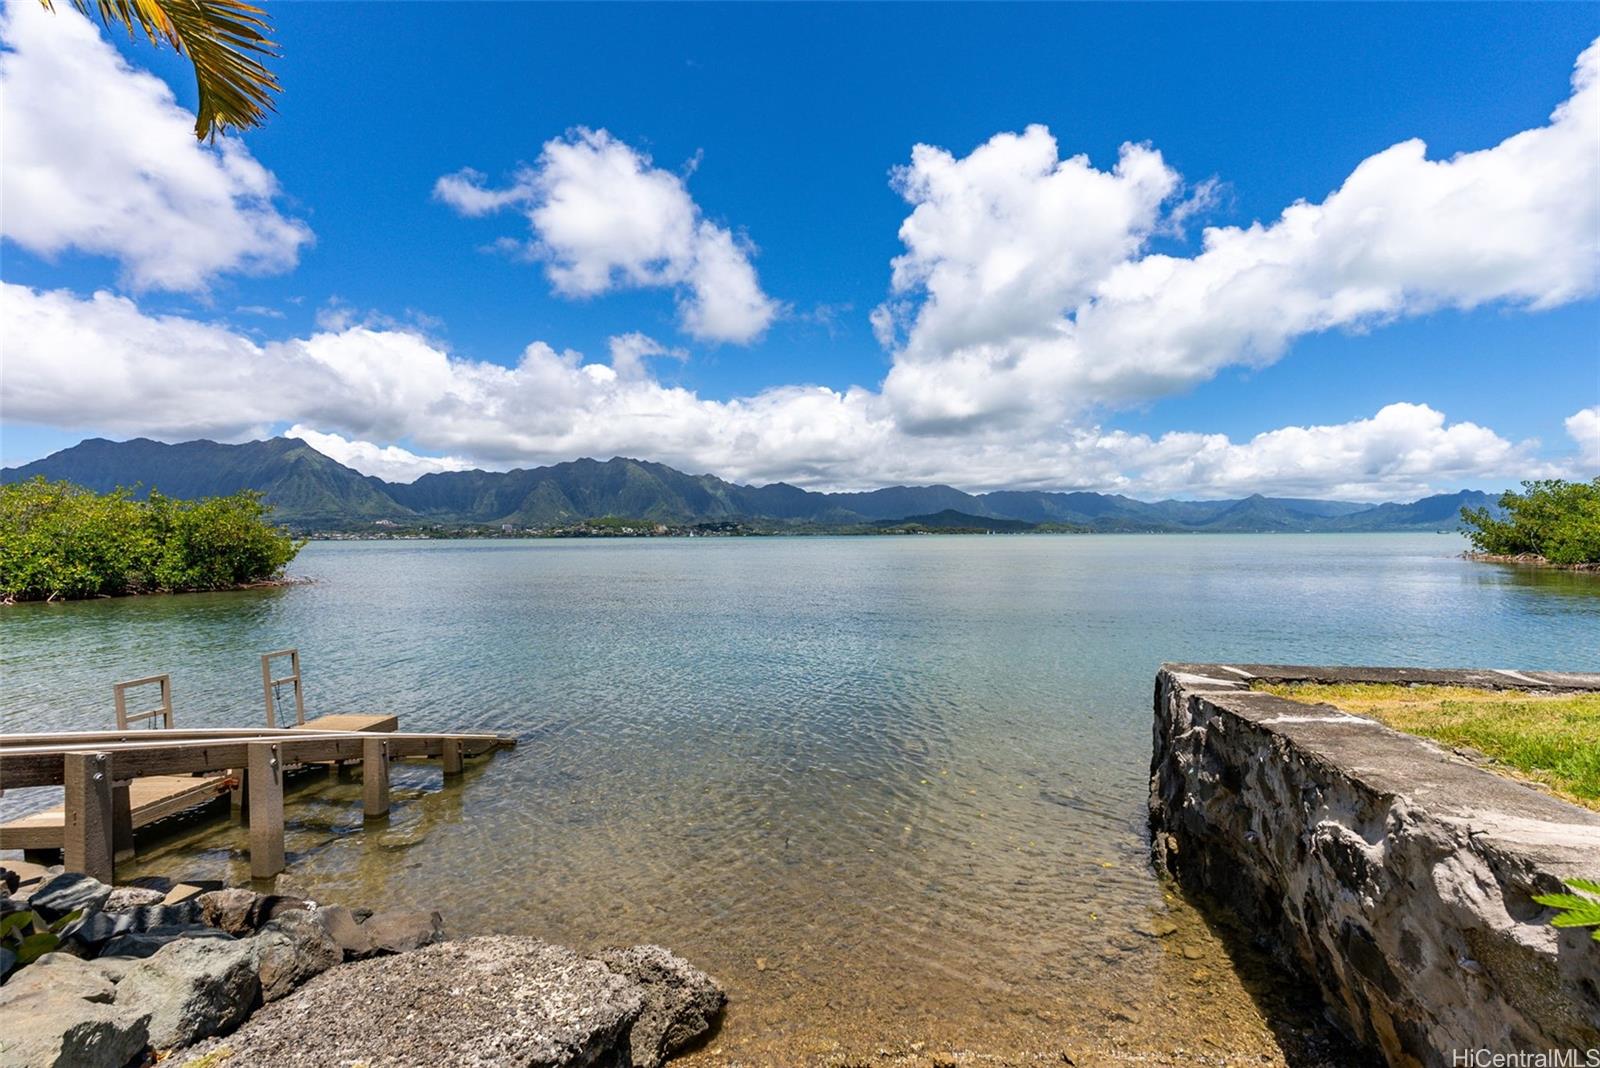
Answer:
876;39;1600;432
1568;406;1600;471
283;426;476;483
0;2;311;292
435;129;780;344
0;282;1546;500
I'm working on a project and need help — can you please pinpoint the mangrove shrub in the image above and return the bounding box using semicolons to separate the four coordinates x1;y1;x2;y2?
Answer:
0;478;303;601
1461;478;1600;566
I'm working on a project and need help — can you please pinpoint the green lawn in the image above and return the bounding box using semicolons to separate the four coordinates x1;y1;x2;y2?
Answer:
1256;683;1600;811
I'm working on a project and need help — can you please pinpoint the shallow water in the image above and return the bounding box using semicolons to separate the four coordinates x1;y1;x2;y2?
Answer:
3;534;1596;1063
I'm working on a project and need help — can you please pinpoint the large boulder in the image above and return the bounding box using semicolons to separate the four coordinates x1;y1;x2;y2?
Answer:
115;937;259;1050
26;873;111;923
598;945;724;1068
0;954;150;1068
178;936;653;1066
252;911;341;1002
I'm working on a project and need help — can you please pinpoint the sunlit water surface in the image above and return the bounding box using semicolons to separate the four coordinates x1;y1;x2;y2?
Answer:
4;535;1596;1064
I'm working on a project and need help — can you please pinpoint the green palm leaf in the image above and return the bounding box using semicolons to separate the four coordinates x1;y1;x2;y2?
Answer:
40;0;280;139
1534;879;1600;943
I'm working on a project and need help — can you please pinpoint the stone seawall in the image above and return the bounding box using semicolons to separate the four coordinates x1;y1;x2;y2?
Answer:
1149;664;1600;1066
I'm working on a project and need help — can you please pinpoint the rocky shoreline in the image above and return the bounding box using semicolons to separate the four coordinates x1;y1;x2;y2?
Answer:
0;864;724;1067
1462;550;1600;571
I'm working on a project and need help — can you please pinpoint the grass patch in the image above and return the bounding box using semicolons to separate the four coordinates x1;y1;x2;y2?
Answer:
1254;683;1600;811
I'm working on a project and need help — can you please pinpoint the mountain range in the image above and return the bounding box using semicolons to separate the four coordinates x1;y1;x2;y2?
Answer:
2;437;1501;534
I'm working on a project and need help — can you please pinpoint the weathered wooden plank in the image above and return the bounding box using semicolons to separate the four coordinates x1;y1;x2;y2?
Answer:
63;752;114;882
363;737;390;818
247;742;285;879
299;714;398;733
0;774;232;850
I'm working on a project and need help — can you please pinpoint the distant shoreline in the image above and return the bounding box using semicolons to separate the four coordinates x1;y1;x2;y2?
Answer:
300;527;1468;542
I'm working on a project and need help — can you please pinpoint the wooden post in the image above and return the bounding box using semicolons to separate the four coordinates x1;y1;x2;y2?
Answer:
111;781;135;861
230;767;249;820
247;742;285;879
362;737;390;818
63;752;114;882
442;737;464;777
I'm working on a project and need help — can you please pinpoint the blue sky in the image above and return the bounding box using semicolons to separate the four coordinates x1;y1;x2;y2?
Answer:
2;2;1597;499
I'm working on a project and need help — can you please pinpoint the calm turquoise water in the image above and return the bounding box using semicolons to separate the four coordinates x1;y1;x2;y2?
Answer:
3;534;1596;1061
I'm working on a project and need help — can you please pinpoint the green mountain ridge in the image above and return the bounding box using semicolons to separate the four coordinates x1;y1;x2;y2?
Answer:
1;437;1503;534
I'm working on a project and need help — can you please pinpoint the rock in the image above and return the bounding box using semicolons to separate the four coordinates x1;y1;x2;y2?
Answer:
178;936;645;1067
162;884;206;906
354;908;444;958
0;953;150;1068
312;905;370;958
61;903;204;955
103;886;167;911
598;944;725;1068
27;873;112;923
0;868;20;895
196;889;310;935
194;889;257;935
2;953;117;1004
99;925;235;960
251;911;341;1002
115;937;260;1050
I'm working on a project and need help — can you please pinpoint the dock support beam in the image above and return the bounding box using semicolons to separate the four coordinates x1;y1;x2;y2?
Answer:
247;743;285;879
363;737;390;818
111;782;134;861
63;752;114;883
442;737;464;777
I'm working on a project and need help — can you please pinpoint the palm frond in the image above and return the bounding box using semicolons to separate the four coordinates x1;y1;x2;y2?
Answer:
41;0;280;139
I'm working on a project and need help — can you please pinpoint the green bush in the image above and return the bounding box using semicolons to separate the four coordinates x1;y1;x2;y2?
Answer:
1462;478;1600;566
0;478;303;601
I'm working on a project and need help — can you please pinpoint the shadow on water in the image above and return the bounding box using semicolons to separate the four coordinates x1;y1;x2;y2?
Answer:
1162;875;1380;1068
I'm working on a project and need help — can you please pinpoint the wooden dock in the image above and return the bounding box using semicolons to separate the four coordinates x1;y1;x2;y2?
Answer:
0;713;398;853
0;651;514;882
0;726;515;881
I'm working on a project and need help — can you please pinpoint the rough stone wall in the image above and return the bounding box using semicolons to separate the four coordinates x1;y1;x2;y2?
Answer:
1149;664;1600;1067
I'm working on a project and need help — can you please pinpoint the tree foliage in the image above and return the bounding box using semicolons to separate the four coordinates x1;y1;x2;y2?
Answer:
41;0;279;139
1461;478;1600;566
0;478;302;601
